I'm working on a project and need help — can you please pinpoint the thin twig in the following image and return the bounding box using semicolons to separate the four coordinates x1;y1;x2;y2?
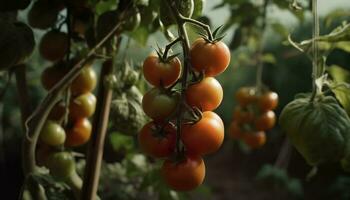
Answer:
15;64;31;129
310;0;319;102
81;59;114;200
274;137;292;169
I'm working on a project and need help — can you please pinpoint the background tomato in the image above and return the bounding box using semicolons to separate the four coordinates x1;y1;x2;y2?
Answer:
243;132;266;149
181;111;224;155
190;38;230;77
40;120;66;146
69;92;96;120
161;154;205;191
39;30;69;61
258;91;279;111
142;88;178;121
232;106;254;123
65;118;92;147
47;151;75;179
138;122;176;158
254;110;276;131
41;63;67;90
143;54;181;87
229;121;243;139
185;77;223;111
235;87;257;107
71;66;97;95
48;102;66;120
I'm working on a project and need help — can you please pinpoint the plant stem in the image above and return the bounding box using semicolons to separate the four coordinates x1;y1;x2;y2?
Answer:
165;0;191;155
81;59;114;200
181;17;213;41
162;37;181;60
310;0;319;102
274;137;292;169
14;64;31;129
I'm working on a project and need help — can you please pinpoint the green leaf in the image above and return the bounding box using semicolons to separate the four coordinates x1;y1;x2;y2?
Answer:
335;42;350;53
324;9;350;28
262;53;276;64
128;26;149;46
109;133;134;151
331;85;350;116
135;0;149;6
95;0;118;15
328;65;350;116
271;23;289;38
328;65;350;83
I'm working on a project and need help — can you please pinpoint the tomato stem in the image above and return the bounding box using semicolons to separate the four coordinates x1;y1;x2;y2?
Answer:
163;37;182;61
310;0;320;102
180;16;214;41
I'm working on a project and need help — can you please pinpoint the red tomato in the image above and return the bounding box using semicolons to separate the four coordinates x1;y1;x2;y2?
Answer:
190;38;230;77
142;88;178;121
41;63;68;90
181;111;224;155
143;54;181;87
185;77;223;111
39;30;69;61
228;121;243;139
138;122;176;158
232;106;254;123
242;132;266;149
65;118;92;147
258;91;279;111
254;110;276;131
235;87;257;107
161;154;205;191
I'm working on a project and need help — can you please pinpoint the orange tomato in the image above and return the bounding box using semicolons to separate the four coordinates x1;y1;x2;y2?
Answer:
143;54;181;87
181;111;224;155
254;111;276;131
228;121;243;139
242;132;266;149
185;77;223;111
71;66;97;95
69;92;96;120
65;118;92;147
161;154;205;191
190;38;230;77
235;87;257;107
138;122;176;158
258;91;279;111
232;106;254;124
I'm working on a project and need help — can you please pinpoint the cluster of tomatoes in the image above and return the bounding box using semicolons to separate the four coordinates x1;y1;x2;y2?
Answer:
28;0;98;169
229;87;279;149
139;37;230;191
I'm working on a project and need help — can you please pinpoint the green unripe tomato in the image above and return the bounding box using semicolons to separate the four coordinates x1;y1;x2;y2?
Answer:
40;120;66;146
47;151;75;179
160;0;194;26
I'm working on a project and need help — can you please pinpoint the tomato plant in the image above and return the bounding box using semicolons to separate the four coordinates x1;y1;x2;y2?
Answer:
39;120;66;146
65;118;92;147
47;151;75;179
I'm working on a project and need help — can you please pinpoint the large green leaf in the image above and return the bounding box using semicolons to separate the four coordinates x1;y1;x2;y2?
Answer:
328;65;350;116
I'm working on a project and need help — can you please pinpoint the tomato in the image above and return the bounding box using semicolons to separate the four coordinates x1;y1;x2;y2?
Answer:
122;8;141;31
232;106;254;123
228;121;243;139
190;38;230;77
254;110;276;131
65;118;92;147
39;30;69;61
69;92;96;120
36;144;53;167
185;77;223;111
71;66;97;95
41;63;67;90
235;87;257;107
40;120;66;146
138;122;176;158
258;91;279;111
142;88;178;121
161;154;205;191
181;111;224;155
47;151;75;179
27;0;59;30
160;0;194;26
143;54;181;87
242;132;266;149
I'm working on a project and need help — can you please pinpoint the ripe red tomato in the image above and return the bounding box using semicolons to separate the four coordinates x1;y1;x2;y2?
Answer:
161;154;205;191
190;38;230;77
65;118;92;147
185;77;223;111
242;132;266;149
228;121;243;139
41;63;67;90
47;151;75;179
39;30;69;61
258;91;279;111
71;66;97;95
138;122;176;158
69;92;96;120
254;110;276;131
181;111;224;155
40;120;66;146
232;106;254;123
143;54;181;87
235;87;257;107
142;88;178;121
